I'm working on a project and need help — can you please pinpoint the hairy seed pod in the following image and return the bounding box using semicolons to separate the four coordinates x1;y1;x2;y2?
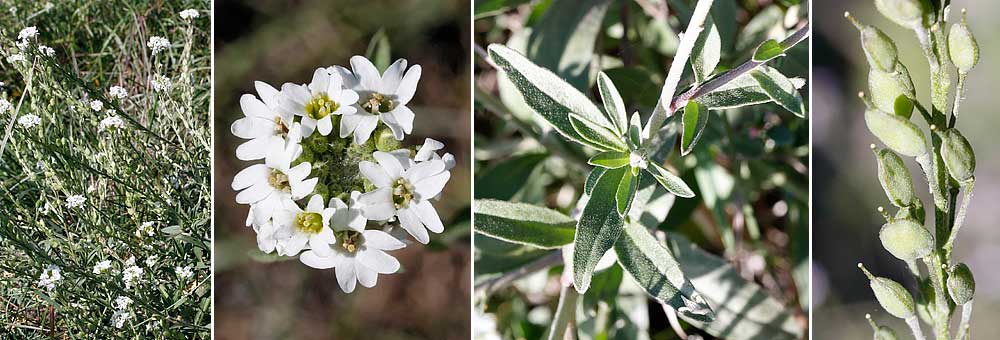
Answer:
940;129;975;183
860;264;916;319
875;0;923;27
847;13;899;72
865;110;927;157
875;148;916;207
879;218;933;261
947;263;976;305
948;12;979;73
869;64;915;115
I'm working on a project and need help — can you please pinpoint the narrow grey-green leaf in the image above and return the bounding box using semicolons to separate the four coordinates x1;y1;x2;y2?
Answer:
646;162;695;198
751;39;785;62
588;151;630;169
585;167;607;195
475;153;548;200
750;67;806;117
488;44;613;149
698;73;773;109
597;72;628;135
365;29;391;73
573;167;627;293
525;0;611;90
691;17;721;83
569;114;628;152
474;199;576;249
628;111;642;149
615;223;714;321
681;101;709;156
616;171;638;216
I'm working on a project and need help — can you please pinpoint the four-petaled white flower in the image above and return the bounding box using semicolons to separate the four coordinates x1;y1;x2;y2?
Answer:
147;36;171;54
271;195;338;256
99;115;125;132
279;69;358;137
232;81;297;160
232;135;317;225
37;265;62;291
111;296;132;329
93;260;112;274
66;195;86;208
150;74;172;92
358;151;449;244
332;56;421;143
109;86;128;99
175;266;194;279
17;26;38;41
179;9;199;20
18;114;41;129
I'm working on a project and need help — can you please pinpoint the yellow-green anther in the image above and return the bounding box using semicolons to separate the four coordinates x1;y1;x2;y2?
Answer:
875;148;916;207
948;10;979;73
338;230;362;253
865;110;926;157
268;169;291;192
874;0;923;27
847;13;899;72
868;64;915;115
859;263;916;319
392;178;415;208
866;314;900;340
940;129;975;183
879;218;933;261
305;93;340;120
296;212;324;234
947;263;975;305
362;92;395;114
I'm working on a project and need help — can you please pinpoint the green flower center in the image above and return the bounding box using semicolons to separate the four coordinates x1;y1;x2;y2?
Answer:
392;178;415;209
305;93;339;120
273;116;290;137
361;92;395;114
337;230;363;253
295;212;324;234
268;169;290;192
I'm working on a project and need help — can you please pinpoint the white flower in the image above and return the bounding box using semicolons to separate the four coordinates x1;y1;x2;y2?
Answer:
332;56;421;143
17;114;41;129
629;151;648;169
231;81;297;160
278;68;358;137
254;220;281;253
98;115;125;132
358;151;450;244
232;135;317;225
109;86;128;99
89;100;104;112
0;99;10;113
121;258;143;289
145;255;158;267
65;195;86;208
114;296;132;310
111;310;131;328
271;195;337;256
179;9;199;20
136;221;156;237
37;265;62;291
175;266;193;279
17;26;38;41
415;138;456;170
7;54;26;63
38;45;54;57
474;309;503;340
92;260;112;274
147;36;171;54
150;74;172;92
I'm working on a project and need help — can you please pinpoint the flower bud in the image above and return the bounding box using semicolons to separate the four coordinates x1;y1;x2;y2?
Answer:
879;218;933;261
940;129;975;183
875;0;923;27
860;263;916;319
865;110;926;157
374;127;401;152
948;11;979;73
947;263;975;305
875;148;916;207
868;64;915;115
847;14;899;72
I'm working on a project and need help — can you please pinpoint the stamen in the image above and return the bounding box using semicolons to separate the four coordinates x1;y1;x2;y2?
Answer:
268;169;291;192
305;93;339;120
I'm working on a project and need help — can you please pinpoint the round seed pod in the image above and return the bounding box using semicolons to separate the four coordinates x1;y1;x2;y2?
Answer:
948;14;979;73
865;110;927;157
940;129;975;183
862;26;899;72
947;263;975;305
875;0;923;27
860;264;916;319
869;64;915;115
875;148;916;207
879;218;933;261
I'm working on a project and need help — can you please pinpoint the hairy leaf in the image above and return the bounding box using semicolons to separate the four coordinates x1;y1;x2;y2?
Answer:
646;162;695;198
570;114;629;152
573;167;627;293
750;67;806;117
616;171;638;216
697;73;773;109
474;199;576;249
585;167;607;195
681;101;709;156
597;72;629;135
751;39;785;62
589;151;630;169
691;17;722;83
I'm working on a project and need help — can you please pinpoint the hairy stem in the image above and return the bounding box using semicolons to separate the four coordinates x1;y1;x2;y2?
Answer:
949;73;967;128
906;316;929;340
945;180;974;256
474;251;563;294
958;301;973;340
548;284;580;340
915;154;947;212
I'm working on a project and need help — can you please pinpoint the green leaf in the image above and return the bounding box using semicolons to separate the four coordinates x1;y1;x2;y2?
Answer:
488;44;617;149
750;67;806;117
698;73;773;109
475;153;548;200
680;101;709;156
573;167;627;293
615;223;714;322
473;199;576;249
646;162;695;198
893;95;914;119
365;29;391;73
524;0;612;90
691;17;722;83
585;167;607;195
569;114;628;152
588;151;630;169
751;39;785;62
628;111;642;149
597;72;628;135
474;0;533;18
615;171;638;216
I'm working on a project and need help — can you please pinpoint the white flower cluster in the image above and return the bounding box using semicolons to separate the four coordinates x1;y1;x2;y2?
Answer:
109;85;128;99
231;56;453;293
17;26;38;41
147;36;171;55
179;9;199;20
37;265;61;291
121;256;143;289
89;100;104;112
65;195;86;209
150;74;172;93
136;221;156;237
92;260;112;274
175;266;193;279
17;114;40;129
0;99;10;113
98;115;125;132
111;296;132;328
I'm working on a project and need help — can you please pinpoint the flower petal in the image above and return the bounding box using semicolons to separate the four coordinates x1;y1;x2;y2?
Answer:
350;56;382;92
374;151;405;179
309;68;330;95
395;64;421;105
405;159;445;183
291;178;318;200
362;230;406;251
235;183;272;205
355;262;378;288
359;188;395;221
358;248;400;274
254;81;280;108
413;172;450;199
359;161;392;188
335;258;358;293
232;164;268;190
391;105;415;134
380;59;407;94
414;138;444;162
300;250;339;269
397;207;429;244
306;195;325;212
235;137;270;161
317;116;332;136
413;200;444;233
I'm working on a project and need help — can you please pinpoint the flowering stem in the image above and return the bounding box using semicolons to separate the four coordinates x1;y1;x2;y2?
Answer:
548;284;580;340
945;180;974;257
0;58;37;160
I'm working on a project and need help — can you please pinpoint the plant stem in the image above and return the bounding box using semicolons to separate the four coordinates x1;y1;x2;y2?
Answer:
0;58;37;159
906;316;929;340
474;251;563;294
957;301;973;340
915;154;947;212
945;180;974;256
548;284;580;340
949;73;967;128
924;254;952;340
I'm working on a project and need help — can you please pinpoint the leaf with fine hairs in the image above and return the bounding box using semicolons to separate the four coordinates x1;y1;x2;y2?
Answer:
750;66;807;117
573;167;627;293
473;199;576;249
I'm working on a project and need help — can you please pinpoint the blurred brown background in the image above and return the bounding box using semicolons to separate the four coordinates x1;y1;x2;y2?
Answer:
212;0;471;339
813;0;1000;338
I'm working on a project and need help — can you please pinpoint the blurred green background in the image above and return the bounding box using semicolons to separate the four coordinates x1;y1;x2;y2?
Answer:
212;0;471;339
813;0;1000;338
